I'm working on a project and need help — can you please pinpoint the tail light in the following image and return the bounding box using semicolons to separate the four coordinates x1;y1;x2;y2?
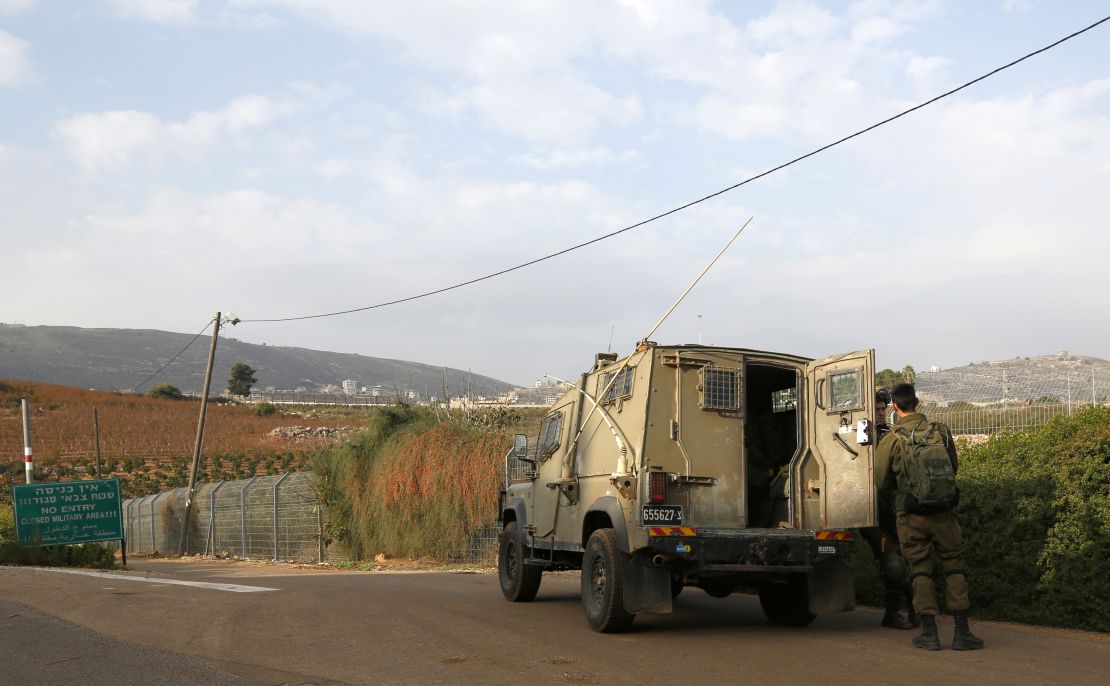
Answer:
649;471;668;503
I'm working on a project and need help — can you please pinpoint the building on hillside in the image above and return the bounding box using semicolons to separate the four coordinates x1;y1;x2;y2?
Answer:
342;379;357;396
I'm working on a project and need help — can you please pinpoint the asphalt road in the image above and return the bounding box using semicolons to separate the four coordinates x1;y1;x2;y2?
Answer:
1;560;1106;685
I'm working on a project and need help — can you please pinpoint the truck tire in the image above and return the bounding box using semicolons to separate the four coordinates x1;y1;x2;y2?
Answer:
499;521;541;602
700;578;735;598
758;575;816;627
581;528;635;632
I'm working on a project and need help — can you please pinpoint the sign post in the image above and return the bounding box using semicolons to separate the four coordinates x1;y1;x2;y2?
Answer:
12;478;124;547
22;398;33;483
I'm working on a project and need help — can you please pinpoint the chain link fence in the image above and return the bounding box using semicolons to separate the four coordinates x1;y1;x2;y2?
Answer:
914;363;1110;435
122;471;499;565
122;472;327;563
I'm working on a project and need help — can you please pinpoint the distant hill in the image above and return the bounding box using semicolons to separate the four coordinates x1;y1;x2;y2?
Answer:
915;352;1110;404
0;324;516;398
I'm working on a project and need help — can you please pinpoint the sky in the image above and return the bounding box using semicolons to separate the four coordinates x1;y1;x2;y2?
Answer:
2;1;1109;387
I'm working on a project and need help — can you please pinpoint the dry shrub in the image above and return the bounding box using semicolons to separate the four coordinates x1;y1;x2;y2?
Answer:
315;406;509;561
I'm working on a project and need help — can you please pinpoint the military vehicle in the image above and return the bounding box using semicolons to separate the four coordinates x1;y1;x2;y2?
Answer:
498;342;878;632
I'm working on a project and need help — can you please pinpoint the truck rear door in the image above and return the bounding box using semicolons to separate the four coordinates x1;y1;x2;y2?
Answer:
794;349;877;530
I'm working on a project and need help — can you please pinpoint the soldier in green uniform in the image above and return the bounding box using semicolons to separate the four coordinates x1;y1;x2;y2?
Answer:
874;383;985;651
860;389;916;629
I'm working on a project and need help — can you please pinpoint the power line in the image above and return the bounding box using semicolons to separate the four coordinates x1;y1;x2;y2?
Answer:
243;14;1110;324
133;319;214;392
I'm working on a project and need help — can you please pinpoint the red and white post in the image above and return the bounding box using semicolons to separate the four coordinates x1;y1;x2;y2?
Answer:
21;398;32;483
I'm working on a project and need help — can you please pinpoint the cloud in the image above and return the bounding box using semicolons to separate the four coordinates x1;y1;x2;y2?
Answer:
53;92;303;169
0;0;35;14
223;1;954;149
1000;0;1032;12
107;0;197;24
906;55;950;82
0;29;34;87
513;146;642;170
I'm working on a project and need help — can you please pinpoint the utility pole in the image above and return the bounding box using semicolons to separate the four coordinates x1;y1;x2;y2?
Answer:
178;312;222;557
697;314;703;345
21;399;32;483
93;407;103;479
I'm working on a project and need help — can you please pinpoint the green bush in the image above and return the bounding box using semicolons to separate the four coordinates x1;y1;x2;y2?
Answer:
957;407;1110;631
852;407;1108;631
146;383;184;400
253;402;278;416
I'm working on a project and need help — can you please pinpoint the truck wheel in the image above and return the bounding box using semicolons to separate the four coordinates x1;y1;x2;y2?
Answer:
581;528;635;632
499;521;541;602
700;578;735;598
758;575;816;627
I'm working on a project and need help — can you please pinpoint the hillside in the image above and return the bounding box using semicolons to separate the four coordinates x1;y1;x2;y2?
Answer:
915;352;1110;404
0;323;515;397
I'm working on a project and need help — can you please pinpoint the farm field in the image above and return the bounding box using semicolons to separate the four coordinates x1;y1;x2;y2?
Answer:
1;379;367;503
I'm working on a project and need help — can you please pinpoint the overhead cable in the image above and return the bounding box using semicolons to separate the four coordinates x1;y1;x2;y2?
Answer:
242;14;1110;324
133;319;214;392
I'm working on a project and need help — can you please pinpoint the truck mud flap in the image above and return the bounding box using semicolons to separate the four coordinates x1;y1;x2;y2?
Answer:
807;559;855;615
623;555;673;615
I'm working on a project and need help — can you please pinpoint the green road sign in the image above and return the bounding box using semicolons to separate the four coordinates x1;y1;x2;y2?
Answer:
12;478;123;547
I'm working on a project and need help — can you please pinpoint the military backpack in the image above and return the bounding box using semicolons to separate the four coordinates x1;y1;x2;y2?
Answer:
894;420;958;514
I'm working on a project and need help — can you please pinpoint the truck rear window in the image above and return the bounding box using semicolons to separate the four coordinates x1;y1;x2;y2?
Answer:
700;367;741;411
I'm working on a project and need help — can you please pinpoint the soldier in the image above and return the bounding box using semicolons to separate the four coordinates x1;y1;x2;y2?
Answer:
860;389;916;629
875;383;984;651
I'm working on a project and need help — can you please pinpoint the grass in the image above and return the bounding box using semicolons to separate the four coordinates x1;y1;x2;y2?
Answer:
315;404;547;561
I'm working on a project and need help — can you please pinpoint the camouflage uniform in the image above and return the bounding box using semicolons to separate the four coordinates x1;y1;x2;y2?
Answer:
874;412;970;616
860;420;916;628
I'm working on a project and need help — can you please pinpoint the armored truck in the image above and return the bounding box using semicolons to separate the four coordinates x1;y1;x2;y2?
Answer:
498;343;878;632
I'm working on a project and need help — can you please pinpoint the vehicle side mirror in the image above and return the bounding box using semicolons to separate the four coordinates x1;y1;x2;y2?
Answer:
513;433;528;460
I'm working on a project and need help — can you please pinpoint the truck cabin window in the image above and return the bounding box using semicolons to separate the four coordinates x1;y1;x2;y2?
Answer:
599;366;635;403
538;412;562;456
829;369;862;410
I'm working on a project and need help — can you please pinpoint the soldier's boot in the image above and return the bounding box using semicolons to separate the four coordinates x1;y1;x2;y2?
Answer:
912;613;941;651
881;591;913;629
951;612;985;651
905;589;920;628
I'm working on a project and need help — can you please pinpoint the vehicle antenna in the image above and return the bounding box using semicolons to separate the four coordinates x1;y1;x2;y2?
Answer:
639;216;752;346
562;217;754;478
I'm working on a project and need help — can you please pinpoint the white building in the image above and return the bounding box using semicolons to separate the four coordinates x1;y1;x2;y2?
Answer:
342;379;357;396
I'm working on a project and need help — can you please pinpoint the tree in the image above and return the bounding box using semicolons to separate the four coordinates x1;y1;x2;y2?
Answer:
146;383;184;400
900;365;916;384
228;362;258;397
875;369;902;390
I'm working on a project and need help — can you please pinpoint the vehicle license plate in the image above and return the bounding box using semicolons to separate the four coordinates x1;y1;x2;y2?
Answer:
642;505;683;525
